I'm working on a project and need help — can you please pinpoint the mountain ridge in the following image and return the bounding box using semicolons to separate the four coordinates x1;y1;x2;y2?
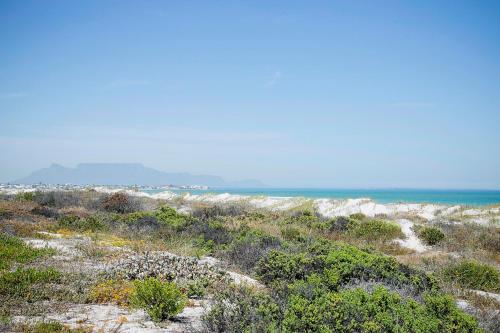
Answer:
13;163;265;187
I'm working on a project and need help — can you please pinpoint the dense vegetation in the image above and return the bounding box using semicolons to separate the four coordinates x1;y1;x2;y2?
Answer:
0;190;498;332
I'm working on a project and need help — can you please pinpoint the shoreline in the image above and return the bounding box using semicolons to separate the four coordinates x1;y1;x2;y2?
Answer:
1;185;499;224
94;187;500;224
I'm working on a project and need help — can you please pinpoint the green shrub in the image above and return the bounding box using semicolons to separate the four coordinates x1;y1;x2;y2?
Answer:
130;278;186;322
287;210;318;225
442;260;499;293
58;215;107;232
349;212;366;220
203;285;280;333
194;236;216;254
185;280;208;298
348;219;404;241
118;211;155;223
257;241;436;293
256;250;314;285
15;192;34;201
328;216;356;232
189;219;233;248
0;233;54;270
192;205;246;221
203;284;481;333
0;208;9;221
221;229;281;274
281;226;304;242
0;267;61;297
156;206;188;228
17;321;91;333
33;322;66;333
283;286;480;333
419;226;445;245
80;215;107;232
57;215;79;229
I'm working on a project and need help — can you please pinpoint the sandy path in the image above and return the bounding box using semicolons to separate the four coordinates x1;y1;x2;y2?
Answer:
395;219;427;253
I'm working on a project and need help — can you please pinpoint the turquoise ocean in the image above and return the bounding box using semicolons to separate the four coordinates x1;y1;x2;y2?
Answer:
145;188;500;206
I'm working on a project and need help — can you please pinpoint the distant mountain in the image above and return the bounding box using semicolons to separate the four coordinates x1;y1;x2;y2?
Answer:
13;163;266;187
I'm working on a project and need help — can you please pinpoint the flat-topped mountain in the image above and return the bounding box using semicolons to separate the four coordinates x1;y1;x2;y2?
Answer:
13;163;265;187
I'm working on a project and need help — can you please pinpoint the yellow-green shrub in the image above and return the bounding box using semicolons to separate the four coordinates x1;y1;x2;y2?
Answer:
89;279;133;306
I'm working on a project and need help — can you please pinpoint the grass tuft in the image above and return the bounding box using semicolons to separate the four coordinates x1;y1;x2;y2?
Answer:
442;260;499;293
0;233;55;270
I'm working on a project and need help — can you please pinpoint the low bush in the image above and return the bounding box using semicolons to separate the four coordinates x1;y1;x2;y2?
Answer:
100;193;138;213
328;216;355;232
192;205;247;221
419;226;445;245
118;211;155;223
282;286;480;333
88;279;133;306
257;241;436;294
15;192;34;202
439;223;500;254
16;321;91;333
114;207;190;232
442;260;499;293
0;233;54;270
256;250;314;285
280;226;304;242
156;206;189;228
33;191;82;208
477;227;500;253
30;205;59;218
202;285;280;333
0;267;61;298
287;210;318;225
110;211;162;236
130;278;186;322
184;279;208;298
221;230;281;274
189;219;232;247
348;219;404;241
0;207;8;218
58;215;107;232
202;284;481;333
349;212;366;220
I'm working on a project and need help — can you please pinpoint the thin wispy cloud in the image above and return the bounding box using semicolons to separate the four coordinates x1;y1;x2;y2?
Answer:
264;71;282;87
0;92;27;99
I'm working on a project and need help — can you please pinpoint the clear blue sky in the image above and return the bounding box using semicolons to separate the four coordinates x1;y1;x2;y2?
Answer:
1;0;499;188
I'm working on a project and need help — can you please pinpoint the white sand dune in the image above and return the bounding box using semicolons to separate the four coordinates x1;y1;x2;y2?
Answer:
2;185;498;224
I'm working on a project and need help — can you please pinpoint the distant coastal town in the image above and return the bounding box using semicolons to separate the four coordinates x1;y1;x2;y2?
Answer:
0;183;210;193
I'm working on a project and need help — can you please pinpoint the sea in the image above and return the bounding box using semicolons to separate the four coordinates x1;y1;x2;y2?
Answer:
144;188;500;206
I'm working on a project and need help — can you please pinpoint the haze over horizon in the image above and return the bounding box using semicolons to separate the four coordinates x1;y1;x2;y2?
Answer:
1;1;500;188
3;162;500;190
